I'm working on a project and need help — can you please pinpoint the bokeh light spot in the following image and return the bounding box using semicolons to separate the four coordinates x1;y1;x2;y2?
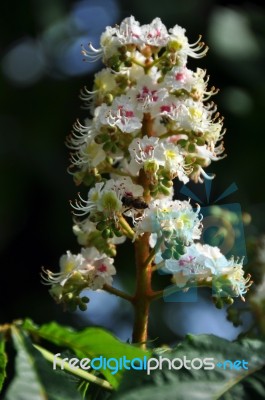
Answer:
2;38;46;86
208;7;260;59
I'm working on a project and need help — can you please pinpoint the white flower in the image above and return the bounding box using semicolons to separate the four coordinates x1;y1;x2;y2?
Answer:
81;247;116;289
155;243;251;298
42;247;116;290
195;143;225;163
137;198;202;244
157;243;212;278
154;141;189;183
100;26;120;60
164;66;194;92
141;18;169;47
70;140;106;169
128;135;159;174
66;119;96;151
117;16;142;45
80;68;117;110
71;177;143;217
220;260;252;300
169;25;208;61
159;97;190;129
96;95;142;133
127;75;168;115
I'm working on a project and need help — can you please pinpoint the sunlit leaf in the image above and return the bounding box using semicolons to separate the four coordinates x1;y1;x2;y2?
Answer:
0;334;7;393
22;319;150;389
4;327;82;400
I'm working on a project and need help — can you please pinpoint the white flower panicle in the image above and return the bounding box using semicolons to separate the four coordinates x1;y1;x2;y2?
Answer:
44;16;251;310
73;16;225;188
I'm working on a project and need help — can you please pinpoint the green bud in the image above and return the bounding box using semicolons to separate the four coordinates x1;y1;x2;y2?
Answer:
163;231;172;239
96;221;106;231
102;228;111;239
150;189;158;197
213;296;223;309
108;55;121;71
178;139;187;148
119;45;127;54
79;303;88;312
103;94;113;104
175;243;185;255
188;143;196;152
124;60;133;67
64;292;74;301
172;250;181;260
159;184;171;196
161;179;173;188
81;296;90;303
196;137;205;146
103;141;113;151
113;227;123;237
224;297;234;305
111;144;117;153
162;249;172;260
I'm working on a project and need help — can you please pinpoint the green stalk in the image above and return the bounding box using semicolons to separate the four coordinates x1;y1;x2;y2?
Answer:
34;344;113;391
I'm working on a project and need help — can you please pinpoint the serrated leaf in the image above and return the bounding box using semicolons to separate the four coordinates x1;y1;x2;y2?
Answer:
21;319;150;389
110;334;265;400
0;334;7;393
4;327;83;400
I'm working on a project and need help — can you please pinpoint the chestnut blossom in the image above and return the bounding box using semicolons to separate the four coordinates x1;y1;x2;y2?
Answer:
168;25;208;62
128;75;168;114
156;243;252;300
164;66;194;92
44;16;252;310
72;177;143;218
96;95;142;133
153;142;189;183
128;136;159;175
136;198;202;245
42;247;116;292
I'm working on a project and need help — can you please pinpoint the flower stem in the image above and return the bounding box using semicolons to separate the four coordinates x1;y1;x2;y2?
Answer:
150;282;213;302
103;284;133;302
118;215;135;240
132;114;155;348
143;236;164;270
34;344;113;390
132;233;153;348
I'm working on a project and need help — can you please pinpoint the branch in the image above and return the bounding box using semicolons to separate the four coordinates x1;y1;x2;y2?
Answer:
103;284;134;302
143;236;164;271
150;282;212;301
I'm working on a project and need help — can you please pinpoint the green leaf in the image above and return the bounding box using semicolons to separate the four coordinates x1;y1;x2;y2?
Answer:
0;334;7;393
21;319;150;389
4;327;83;400
110;334;265;400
